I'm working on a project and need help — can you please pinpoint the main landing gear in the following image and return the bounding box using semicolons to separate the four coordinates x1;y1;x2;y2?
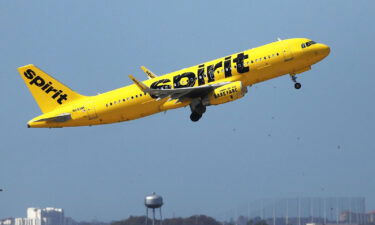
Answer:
190;112;202;122
189;100;206;122
290;74;302;89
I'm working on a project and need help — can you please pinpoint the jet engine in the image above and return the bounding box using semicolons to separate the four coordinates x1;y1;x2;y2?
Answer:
202;81;247;106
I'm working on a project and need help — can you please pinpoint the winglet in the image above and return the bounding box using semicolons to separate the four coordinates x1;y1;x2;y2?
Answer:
128;75;149;91
140;66;158;79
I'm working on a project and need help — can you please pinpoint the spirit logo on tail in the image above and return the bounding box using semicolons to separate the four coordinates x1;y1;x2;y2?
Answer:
24;69;68;104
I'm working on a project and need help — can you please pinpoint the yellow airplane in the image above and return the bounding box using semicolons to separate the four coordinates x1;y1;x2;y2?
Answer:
18;38;330;128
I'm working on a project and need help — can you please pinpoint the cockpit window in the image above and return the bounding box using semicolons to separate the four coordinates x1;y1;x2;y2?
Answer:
301;40;317;48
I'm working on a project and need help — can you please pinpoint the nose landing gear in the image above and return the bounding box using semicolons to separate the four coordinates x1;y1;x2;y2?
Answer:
290;74;302;89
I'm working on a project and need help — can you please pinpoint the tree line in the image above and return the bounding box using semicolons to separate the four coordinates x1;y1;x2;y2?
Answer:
111;215;222;225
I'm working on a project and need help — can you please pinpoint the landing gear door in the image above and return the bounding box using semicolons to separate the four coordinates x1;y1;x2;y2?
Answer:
86;101;98;120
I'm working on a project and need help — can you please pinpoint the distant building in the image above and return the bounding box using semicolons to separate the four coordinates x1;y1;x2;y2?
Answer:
306;223;321;225
0;208;75;225
0;218;14;225
42;208;64;225
368;211;375;223
338;210;375;224
63;218;76;225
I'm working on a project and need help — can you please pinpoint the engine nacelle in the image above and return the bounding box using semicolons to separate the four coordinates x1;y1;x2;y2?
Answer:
202;81;247;106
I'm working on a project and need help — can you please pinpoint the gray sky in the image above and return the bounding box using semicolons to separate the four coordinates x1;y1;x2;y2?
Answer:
1;0;375;222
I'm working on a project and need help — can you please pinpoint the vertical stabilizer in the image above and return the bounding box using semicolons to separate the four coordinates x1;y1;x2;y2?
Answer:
18;64;86;113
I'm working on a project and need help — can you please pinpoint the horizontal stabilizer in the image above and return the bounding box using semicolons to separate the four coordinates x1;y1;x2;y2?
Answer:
34;113;72;122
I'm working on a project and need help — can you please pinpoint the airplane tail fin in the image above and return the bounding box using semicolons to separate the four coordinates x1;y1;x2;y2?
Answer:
18;64;86;113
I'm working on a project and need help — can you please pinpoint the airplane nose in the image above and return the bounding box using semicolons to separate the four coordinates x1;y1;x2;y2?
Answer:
319;44;330;57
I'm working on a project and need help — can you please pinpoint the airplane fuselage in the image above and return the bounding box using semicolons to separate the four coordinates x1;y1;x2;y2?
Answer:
22;38;330;128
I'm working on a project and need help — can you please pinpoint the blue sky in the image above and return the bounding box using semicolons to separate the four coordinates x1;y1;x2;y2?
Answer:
1;0;375;222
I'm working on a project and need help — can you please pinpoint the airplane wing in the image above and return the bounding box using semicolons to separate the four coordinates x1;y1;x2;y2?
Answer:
34;113;72;122
140;66;158;79
128;75;230;100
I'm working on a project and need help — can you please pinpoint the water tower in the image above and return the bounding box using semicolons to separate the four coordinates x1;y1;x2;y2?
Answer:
145;192;163;225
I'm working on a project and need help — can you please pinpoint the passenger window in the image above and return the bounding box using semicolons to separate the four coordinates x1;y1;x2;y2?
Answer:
123;99;125;101
110;103;112;106
131;96;134;99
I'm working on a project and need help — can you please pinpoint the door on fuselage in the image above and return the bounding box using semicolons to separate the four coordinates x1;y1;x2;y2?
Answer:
282;44;294;62
86;101;98;120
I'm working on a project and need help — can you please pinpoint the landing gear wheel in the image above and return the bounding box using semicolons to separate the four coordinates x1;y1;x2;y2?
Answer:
190;112;202;122
290;75;301;89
